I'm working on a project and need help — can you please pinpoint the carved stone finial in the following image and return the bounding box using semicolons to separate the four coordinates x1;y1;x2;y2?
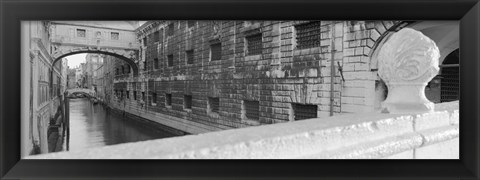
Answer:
377;28;440;114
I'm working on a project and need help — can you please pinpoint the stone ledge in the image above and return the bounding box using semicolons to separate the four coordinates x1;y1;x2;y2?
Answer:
27;102;459;159
301;125;458;159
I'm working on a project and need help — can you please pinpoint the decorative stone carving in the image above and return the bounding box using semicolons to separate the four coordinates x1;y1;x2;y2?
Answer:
377;28;440;114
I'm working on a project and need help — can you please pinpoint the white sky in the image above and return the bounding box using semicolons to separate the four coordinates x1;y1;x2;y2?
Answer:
65;53;87;69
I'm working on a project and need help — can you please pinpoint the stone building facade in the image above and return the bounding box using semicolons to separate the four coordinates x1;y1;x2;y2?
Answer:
67;68;76;89
106;20;459;134
21;21;69;155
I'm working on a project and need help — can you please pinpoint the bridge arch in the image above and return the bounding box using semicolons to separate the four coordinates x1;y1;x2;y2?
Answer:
52;47;140;76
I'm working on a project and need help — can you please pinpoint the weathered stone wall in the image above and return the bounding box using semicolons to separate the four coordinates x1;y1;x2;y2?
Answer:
109;21;409;134
21;21;69;156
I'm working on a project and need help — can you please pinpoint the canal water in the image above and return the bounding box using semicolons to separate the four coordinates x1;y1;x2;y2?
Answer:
66;98;177;151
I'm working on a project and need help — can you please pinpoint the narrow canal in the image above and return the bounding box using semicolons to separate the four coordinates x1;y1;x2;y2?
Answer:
65;98;177;151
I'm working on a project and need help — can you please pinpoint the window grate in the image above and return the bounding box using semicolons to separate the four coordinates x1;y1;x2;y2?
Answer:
295;21;321;49
152;92;157;104
77;29;86;37
166;93;172;106
168;54;174;67
246;34;263;55
184;95;192;109
210;43;222;61
168;23;174;36
209;97;219;113
111;32;119;40
186;50;194;64
154;31;160;42
154;58;159;69
440;67;459;102
244;100;259;120
293;104;317;120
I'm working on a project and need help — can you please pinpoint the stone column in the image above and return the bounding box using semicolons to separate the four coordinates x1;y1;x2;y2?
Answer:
377;28;440;114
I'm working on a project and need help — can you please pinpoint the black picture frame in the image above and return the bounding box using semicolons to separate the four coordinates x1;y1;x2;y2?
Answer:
1;0;479;179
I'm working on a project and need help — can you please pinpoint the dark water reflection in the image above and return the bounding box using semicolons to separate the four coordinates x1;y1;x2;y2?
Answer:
68;98;176;151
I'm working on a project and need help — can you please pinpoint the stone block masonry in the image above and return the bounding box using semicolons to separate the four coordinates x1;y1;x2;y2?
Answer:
107;20;407;134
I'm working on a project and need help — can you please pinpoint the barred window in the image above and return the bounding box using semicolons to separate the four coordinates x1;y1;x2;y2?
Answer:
152;92;157;104
292;103;318;120
186;50;194;64
168;54;174;67
165;93;172;106
133;91;137;100
295;21;321;49
244;100;259;120
121;66;125;74
154;31;160;42
184;95;192;109
154;58;159;69
246;34;263;55
168;23;174;36
187;21;195;28
208;97;219;113
111;32;119;40
77;29;86;37
210;43;221;61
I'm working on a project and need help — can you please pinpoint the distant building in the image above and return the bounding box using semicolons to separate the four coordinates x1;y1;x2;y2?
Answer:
67;68;76;89
94;61;105;99
75;66;83;88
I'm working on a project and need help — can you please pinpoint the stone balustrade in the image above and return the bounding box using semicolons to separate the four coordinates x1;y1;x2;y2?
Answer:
28;101;458;159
